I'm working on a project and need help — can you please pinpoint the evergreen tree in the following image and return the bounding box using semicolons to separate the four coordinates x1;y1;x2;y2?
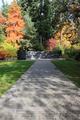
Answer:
0;12;6;43
2;3;9;17
19;0;80;48
19;0;53;47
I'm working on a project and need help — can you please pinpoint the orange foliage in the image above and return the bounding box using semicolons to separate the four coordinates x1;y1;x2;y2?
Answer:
47;38;56;51
0;12;6;24
6;0;25;46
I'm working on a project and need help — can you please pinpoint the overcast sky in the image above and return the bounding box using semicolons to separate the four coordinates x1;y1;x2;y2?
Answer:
0;0;13;8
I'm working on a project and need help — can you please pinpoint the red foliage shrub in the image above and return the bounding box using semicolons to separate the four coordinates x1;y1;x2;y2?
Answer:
0;51;7;60
0;46;9;60
47;38;56;51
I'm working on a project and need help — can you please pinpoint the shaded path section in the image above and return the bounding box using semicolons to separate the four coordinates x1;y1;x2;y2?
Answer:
0;60;80;120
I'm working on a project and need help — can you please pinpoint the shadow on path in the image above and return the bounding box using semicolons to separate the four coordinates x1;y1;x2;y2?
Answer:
0;60;80;120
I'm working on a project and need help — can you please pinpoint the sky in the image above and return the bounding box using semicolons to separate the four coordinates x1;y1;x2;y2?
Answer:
0;0;13;8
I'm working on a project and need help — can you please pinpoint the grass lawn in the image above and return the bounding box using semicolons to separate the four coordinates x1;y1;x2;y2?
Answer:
0;60;34;96
52;60;80;87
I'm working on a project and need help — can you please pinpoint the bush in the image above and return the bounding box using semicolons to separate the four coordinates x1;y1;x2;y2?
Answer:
0;50;6;60
52;48;62;56
17;47;26;60
65;48;80;59
0;42;17;58
75;52;80;61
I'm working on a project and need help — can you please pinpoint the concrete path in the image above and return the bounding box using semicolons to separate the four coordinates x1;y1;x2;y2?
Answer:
0;60;80;120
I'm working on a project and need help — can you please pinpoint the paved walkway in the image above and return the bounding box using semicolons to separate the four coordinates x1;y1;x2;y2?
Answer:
0;60;80;120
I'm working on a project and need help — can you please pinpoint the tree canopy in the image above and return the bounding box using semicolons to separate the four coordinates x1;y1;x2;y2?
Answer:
19;0;80;39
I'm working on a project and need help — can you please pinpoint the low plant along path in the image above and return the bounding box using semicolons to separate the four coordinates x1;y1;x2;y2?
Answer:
0;60;80;120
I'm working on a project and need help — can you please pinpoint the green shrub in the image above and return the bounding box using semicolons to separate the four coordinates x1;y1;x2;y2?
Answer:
75;52;80;61
52;47;62;56
64;48;80;59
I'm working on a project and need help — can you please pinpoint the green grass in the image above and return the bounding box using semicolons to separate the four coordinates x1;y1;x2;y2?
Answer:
0;60;34;96
52;60;80;87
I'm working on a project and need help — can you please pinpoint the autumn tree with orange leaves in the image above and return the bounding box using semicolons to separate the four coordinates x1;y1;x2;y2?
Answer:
6;0;25;47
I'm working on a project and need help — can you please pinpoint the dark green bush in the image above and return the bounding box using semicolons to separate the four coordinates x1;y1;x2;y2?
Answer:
17;47;26;60
75;52;80;61
64;48;80;59
52;48;62;56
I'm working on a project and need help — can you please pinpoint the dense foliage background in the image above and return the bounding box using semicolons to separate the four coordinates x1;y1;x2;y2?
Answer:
0;0;80;59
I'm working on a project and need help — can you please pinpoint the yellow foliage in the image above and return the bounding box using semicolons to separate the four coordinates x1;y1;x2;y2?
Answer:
73;43;80;50
55;22;77;49
0;41;17;57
